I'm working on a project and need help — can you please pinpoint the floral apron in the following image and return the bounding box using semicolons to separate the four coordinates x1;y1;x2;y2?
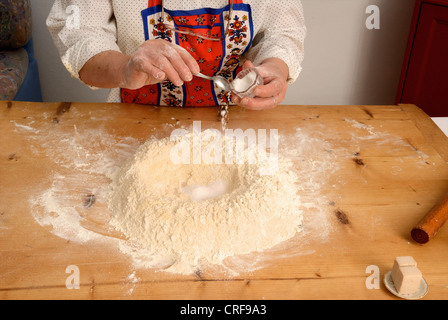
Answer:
121;0;254;107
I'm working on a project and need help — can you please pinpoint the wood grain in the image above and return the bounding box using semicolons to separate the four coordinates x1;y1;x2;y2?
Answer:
1;101;448;300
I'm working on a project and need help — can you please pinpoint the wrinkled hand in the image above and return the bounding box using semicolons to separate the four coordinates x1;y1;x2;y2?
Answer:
232;59;289;110
119;39;200;90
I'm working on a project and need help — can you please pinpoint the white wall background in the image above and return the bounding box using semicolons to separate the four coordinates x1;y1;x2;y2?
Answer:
30;0;415;105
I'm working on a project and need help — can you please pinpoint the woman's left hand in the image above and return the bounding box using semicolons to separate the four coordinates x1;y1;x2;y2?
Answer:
231;58;289;110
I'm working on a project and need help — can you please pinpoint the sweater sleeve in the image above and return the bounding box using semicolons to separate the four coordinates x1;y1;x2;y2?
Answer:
244;0;306;84
46;0;121;83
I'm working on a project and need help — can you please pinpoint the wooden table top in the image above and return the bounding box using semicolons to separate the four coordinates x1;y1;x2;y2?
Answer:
1;101;448;300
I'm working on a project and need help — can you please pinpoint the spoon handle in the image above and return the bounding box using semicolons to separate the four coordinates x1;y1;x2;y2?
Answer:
194;73;213;81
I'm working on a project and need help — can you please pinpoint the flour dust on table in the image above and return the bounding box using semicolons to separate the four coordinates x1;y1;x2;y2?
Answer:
22;109;386;276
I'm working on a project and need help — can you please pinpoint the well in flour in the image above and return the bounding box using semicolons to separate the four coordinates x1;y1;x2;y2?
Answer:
181;179;227;202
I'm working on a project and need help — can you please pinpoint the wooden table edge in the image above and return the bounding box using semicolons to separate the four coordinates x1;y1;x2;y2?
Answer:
398;104;448;163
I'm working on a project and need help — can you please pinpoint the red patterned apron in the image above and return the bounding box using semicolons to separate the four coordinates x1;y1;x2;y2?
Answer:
121;0;254;107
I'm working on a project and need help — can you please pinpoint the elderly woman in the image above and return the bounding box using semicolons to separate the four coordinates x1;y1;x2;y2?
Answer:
47;0;306;109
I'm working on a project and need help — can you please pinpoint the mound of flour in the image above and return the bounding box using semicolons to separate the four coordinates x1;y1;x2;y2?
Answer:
107;130;303;275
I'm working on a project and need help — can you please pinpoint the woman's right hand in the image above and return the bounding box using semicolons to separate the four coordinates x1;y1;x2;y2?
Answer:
119;39;200;90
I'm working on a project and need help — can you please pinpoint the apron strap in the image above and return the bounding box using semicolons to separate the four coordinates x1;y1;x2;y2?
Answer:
148;0;242;9
148;0;161;7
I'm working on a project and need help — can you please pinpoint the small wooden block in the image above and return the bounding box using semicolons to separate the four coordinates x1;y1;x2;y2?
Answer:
391;256;416;283
395;256;417;267
391;256;422;295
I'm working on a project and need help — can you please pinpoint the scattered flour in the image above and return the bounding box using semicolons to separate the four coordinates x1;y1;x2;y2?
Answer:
21;116;343;275
32;174;104;243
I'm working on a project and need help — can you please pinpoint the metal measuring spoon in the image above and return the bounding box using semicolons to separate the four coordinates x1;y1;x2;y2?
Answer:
194;73;233;92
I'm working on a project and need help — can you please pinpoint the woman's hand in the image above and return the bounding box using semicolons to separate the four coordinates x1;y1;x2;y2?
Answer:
119;39;200;89
80;40;200;90
232;58;289;110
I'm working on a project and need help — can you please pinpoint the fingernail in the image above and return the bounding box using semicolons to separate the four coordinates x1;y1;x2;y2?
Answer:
185;72;193;82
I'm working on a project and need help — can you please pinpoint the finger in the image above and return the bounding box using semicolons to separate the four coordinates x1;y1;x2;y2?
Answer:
159;46;194;83
165;47;195;82
143;65;165;85
162;45;200;82
253;78;285;98
175;46;201;75
128;58;166;88
231;94;241;105
239;95;281;110
252;62;282;79
137;63;165;82
242;60;255;70
154;55;184;86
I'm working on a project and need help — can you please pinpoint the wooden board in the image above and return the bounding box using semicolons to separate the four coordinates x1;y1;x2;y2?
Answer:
1;101;448;300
